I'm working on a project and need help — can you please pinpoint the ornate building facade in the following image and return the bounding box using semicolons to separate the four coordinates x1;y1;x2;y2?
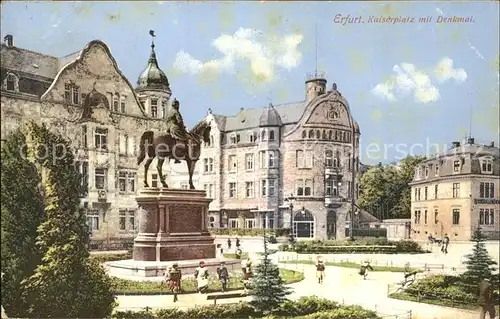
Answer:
1;35;170;246
167;76;361;240
410;137;500;241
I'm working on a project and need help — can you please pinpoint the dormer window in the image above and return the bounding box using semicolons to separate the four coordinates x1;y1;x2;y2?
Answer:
480;158;493;174
4;73;19;92
453;160;461;172
230;133;237;144
435;164;439;176
261;129;267;141
416;167;422;179
248;131;257;143
424;166;429;178
269;130;275;141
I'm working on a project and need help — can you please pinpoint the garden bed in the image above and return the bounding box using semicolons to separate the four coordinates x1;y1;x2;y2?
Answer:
280;260;422;273
280;239;427;254
111;269;303;295
112;296;380;318
389;274;500;310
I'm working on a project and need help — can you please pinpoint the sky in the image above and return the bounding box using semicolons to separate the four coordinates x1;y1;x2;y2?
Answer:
1;1;499;164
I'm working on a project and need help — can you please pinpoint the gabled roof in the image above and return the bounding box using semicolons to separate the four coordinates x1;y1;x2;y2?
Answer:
212;101;306;132
1;43;59;79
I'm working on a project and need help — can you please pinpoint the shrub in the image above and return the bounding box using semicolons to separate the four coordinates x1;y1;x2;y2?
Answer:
275;296;339;317
90;252;132;263
394;240;425;253
280;239;424;254
301;306;378;319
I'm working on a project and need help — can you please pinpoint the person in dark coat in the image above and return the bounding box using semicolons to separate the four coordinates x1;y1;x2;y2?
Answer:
441;234;450;254
359;261;374;280
227;238;232;250
478;278;496;319
165;263;182;302
217;262;229;292
235;238;241;248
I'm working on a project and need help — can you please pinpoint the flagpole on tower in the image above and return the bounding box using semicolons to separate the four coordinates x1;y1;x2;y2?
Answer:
149;30;156;49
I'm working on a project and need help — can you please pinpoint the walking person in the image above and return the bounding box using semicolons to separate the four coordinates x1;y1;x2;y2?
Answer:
164;264;182;303
194;261;209;294
441;234;450;254
315;257;325;284
235;237;241;249
241;258;253;294
478;278;496;319
227;238;232;250
359;261;374;280
217;262;229;292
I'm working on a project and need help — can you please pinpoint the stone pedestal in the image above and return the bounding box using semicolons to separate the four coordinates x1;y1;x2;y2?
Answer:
133;188;216;262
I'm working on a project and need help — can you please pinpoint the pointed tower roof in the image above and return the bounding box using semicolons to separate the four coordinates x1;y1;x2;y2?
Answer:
259;103;283;127
136;33;170;92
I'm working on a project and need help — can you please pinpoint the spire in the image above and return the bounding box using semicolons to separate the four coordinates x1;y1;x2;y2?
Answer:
136;30;170;92
148;29;158;66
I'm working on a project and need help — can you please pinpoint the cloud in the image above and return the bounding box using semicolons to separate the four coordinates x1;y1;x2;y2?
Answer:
173;27;303;82
434;57;468;83
372;57;467;104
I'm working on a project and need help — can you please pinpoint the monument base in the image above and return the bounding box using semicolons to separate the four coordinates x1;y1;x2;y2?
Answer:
133;188;216;262
106;257;241;278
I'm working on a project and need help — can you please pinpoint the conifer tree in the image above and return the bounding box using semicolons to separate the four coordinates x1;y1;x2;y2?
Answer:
1;129;45;317
21;123;116;318
461;226;498;288
249;234;291;313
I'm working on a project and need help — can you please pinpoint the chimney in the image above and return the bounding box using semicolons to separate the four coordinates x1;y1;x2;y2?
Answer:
4;34;13;47
451;141;460;148
467;137;475;145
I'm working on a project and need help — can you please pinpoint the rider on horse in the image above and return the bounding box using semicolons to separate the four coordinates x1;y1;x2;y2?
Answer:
165;99;189;163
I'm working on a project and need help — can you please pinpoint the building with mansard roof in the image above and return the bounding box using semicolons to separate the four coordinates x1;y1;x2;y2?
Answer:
1;34;171;247
409;137;500;241
166;75;363;240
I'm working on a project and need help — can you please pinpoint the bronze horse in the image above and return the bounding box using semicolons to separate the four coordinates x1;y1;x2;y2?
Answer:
137;119;211;189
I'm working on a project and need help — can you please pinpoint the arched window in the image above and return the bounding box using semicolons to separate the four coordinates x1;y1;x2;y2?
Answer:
261;129;267;141
308;130;314;138
269;130;275;141
4;73;19;92
329;130;333;140
229;133;237;144
293;210;315;238
342;131;347;142
335;131;339;141
316;130;321;139
322;130;327;139
302;130;307;138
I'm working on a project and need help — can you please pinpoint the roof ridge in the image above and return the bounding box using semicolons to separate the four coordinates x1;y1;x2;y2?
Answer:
1;43;59;61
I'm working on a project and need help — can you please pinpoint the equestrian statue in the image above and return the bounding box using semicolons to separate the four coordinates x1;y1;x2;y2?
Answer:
137;98;211;189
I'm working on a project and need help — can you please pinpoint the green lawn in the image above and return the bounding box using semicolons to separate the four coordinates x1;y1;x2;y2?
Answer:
112;268;303;295
223;252;249;259
280;260;423;273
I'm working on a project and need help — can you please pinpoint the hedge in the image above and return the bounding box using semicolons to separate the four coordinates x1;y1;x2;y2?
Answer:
280;239;425;254
280;260;423;273
113;296;379;318
90;252;133;263
111;269;304;295
209;228;290;237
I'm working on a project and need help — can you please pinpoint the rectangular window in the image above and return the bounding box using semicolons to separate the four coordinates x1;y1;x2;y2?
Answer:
414;188;418;201
481;160;493;173
128;172;136;193
204;183;214;198
434;209;438;224
94;128;108;151
452;209;460;225
452;183;460;198
119;210;126;230
94;168;106;190
414;210;421;224
229;182;237;198
204;158;214;173
268;151;276;168
128;210;136;231
434;184;438;199
269;179;276;196
259;151;267;168
65;84;72;103
480;182;495;198
417;188;421;201
261;180;267;197
304;179;312;196
453;160;461;172
86;210;100;232
151;99;158;117
119;134;128;154
424;210;428;224
296;179;304;196
424;187;428;200
228;155;237;172
81;125;88;148
480;208;495;226
118;171;127;192
296;150;304;168
245;182;254;198
113;95;119;112
72;85;80;105
151;174;158;188
325;150;333;167
229;219;239;229
425;166;429;178
246;219;255;229
325;180;333;195
245;154;254;170
120;96;126;113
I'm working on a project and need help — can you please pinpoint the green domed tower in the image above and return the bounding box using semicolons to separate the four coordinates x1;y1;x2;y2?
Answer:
136;31;172;119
